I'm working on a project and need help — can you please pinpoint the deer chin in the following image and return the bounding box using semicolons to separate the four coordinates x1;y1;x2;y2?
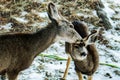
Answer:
54;35;61;42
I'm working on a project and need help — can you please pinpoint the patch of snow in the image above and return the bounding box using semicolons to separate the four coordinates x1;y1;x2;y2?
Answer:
76;13;90;18
92;10;98;16
111;0;120;5
38;12;48;18
95;66;120;80
43;41;68;58
103;30;120;41
45;63;65;71
39;22;48;28
21;11;28;16
103;3;115;17
33;0;44;3
13;17;28;23
0;23;12;29
31;10;48;18
28;73;44;80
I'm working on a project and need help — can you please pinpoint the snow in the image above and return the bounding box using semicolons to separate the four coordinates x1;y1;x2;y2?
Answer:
27;73;43;80
0;23;12;29
94;65;120;80
13;17;28;23
38;12;48;18
103;2;115;17
92;10;98;16
33;0;44;3
21;11;28;16
112;0;120;4
0;0;120;80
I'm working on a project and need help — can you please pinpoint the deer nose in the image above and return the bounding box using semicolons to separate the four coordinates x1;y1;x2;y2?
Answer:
81;52;87;56
75;39;80;44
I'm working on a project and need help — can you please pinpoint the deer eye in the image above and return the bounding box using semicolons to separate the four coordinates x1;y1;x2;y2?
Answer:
79;42;85;47
80;40;83;42
70;24;74;28
74;44;79;48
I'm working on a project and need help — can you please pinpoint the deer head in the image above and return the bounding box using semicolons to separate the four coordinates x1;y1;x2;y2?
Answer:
48;2;82;43
71;28;102;61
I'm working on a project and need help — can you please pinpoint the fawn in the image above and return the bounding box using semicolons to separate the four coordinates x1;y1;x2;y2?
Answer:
0;3;82;80
63;20;101;80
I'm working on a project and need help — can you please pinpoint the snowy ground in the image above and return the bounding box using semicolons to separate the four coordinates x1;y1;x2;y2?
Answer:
0;0;120;80
19;0;120;79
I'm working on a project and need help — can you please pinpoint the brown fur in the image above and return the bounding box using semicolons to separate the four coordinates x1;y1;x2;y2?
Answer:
65;21;89;54
74;44;99;75
0;3;82;80
64;20;99;80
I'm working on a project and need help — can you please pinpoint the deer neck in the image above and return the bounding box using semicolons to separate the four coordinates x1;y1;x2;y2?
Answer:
31;23;58;55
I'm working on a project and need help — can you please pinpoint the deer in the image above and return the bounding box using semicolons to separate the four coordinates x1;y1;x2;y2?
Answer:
62;20;102;80
0;3;83;80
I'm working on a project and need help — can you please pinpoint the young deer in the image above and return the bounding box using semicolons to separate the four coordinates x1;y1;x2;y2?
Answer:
0;3;82;80
63;20;101;80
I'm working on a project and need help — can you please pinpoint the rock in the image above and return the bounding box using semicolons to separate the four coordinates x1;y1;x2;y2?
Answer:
114;70;120;76
104;73;112;78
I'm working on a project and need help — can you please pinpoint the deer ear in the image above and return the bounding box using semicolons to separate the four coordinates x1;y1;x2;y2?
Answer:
48;2;61;22
83;32;97;45
84;27;103;44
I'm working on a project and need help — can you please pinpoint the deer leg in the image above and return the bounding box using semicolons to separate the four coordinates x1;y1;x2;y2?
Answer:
7;71;19;80
62;56;72;80
88;75;93;80
76;71;83;80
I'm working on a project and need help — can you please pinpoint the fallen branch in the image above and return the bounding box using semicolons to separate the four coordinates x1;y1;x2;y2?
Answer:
39;54;120;69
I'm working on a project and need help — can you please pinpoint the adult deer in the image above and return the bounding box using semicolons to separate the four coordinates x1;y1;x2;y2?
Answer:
0;3;82;80
63;20;101;80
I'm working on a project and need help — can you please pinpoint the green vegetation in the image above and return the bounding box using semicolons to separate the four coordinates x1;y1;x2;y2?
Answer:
39;53;120;69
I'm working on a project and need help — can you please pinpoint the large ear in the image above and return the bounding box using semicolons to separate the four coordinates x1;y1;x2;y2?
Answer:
84;27;103;44
48;2;61;22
